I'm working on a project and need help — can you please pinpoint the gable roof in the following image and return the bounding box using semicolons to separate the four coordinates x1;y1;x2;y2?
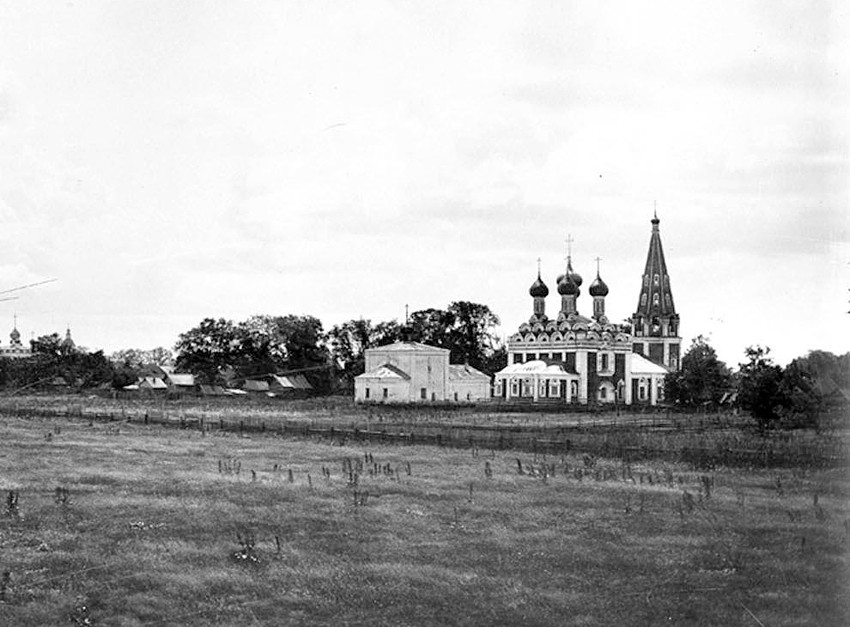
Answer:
496;360;578;376
270;374;313;390
630;353;670;375
448;364;491;381
166;373;195;387
367;341;449;354
356;363;411;381
138;376;168;390
243;379;270;392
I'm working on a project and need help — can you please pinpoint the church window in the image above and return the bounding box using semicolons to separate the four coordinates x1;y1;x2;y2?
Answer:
656;380;664;401
454;392;458;401
639;378;647;400
641;293;647;306
383;388;388;399
549;380;560;397
527;353;536;361
652;293;660;306
599;386;607;400
420;388;427;400
514;353;523;364
365;388;370;399
600;353;609;371
511;380;519;396
654;274;659;286
570;380;578;400
551;352;562;362
540;379;547;396
643;275;649;286
665;294;671;307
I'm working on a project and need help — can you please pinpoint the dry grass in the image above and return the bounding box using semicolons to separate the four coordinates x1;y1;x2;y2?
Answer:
0;412;848;626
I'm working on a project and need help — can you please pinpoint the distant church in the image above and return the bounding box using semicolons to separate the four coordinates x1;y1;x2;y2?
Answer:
493;214;680;406
0;317;31;359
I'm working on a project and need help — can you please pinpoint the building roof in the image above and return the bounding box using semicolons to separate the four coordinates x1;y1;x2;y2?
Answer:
496;360;578;376
356;363;412;381
270;374;313;390
630;353;670;375
635;213;676;317
367;341;449;354
139;376;168;390
448;364;491;381
243;379;270;392
166;373;195;387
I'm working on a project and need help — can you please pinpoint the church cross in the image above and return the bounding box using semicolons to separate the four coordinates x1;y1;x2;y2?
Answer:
595;256;602;275
536;257;542;276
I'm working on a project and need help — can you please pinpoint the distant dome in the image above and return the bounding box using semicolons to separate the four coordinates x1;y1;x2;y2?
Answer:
557;273;579;296
589;273;609;297
10;327;20;343
529;275;549;298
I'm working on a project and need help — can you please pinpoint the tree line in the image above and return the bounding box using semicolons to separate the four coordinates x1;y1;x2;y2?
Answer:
665;336;849;430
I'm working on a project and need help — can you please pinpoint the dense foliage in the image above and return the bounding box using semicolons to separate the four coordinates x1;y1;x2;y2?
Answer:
664;335;731;407
0;333;113;391
174;315;332;391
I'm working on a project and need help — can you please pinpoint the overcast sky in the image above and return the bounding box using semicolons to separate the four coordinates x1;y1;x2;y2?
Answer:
0;1;847;367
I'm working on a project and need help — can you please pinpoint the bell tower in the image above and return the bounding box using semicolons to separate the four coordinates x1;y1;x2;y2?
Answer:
631;212;681;370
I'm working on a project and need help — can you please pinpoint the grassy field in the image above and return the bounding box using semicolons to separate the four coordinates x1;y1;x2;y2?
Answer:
1;411;848;626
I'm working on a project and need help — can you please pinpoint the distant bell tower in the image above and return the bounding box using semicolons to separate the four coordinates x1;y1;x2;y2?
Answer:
631;212;681;370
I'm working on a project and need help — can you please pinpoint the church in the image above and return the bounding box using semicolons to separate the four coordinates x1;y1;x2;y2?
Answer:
493;214;680;406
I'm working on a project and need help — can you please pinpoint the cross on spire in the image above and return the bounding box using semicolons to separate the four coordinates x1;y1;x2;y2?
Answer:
595;256;602;275
565;234;574;260
536;257;542;276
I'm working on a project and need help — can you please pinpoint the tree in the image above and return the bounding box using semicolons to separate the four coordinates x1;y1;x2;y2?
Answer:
174;318;241;384
446;301;501;373
406;302;503;375
737;346;785;430
781;350;850;429
664;335;731;407
174;315;333;391
328;319;403;391
407;308;455;349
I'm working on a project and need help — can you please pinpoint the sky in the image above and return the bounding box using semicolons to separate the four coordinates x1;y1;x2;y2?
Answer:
0;0;847;367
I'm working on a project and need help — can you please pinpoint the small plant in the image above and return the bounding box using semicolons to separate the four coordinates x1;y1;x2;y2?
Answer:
54;486;70;506
6;490;20;518
0;570;10;603
69;597;93;626
233;530;259;564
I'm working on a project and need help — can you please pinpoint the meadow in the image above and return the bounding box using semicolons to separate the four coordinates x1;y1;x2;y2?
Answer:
0;406;848;626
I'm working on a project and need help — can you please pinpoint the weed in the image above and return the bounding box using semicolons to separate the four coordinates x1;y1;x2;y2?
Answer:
6;489;20;518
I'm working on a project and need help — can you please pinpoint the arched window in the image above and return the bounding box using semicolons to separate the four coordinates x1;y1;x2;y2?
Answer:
641;293;647;306
653;274;660;286
652;293;660;306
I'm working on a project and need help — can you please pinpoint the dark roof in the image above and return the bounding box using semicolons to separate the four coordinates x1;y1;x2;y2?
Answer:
635;213;676;317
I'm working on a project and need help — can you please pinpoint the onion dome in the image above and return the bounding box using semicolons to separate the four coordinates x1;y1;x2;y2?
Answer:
556;259;583;288
557;273;579;296
589;272;609;297
10;326;20;343
529;274;549;298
